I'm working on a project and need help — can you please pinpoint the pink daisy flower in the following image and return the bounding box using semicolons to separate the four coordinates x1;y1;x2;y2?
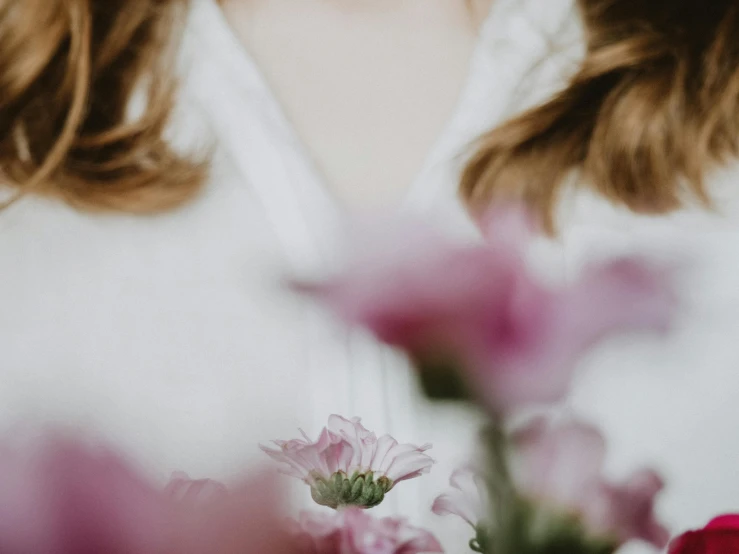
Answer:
261;415;433;509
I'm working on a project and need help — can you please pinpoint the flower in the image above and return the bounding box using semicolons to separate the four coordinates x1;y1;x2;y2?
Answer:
432;467;488;528
668;515;739;554
293;206;674;413
509;417;669;550
261;415;433;509
432;467;491;552
0;433;295;554
293;507;443;554
164;471;228;504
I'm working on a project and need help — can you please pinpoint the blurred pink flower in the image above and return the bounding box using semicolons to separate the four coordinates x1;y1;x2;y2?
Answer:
164;472;228;505
510;417;669;549
261;415;433;509
293;206;674;412
293;507;443;554
432;467;488;529
582;468;670;549
0;434;295;554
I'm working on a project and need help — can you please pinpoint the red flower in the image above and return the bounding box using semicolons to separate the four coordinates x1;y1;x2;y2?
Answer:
669;515;739;554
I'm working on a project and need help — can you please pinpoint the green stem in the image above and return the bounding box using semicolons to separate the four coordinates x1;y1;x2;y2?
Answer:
469;538;484;553
482;421;521;554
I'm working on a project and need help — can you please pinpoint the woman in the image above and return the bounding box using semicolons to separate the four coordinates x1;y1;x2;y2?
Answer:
0;0;737;548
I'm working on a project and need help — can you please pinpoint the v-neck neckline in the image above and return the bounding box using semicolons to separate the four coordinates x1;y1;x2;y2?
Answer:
186;0;577;269
196;0;499;215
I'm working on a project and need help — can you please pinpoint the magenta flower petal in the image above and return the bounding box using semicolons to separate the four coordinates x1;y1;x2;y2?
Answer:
669;516;739;554
707;514;739;530
294;508;443;554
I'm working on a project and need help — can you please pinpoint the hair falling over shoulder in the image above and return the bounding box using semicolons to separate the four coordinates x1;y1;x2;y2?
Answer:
0;0;206;212
462;0;739;232
1;1;738;224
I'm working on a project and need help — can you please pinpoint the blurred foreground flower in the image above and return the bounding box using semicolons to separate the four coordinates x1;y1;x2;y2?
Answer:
0;434;295;554
293;507;443;553
509;417;669;552
165;471;228;504
293;206;674;413
432;467;491;552
668;515;739;554
261;415;433;509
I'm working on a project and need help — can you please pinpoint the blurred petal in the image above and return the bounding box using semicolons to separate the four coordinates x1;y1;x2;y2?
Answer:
165;473;228;504
293;207;675;414
0;433;294;554
432;467;488;528
582;469;669;549
295;508;442;554
170;470;296;554
510;418;606;510
510;419;668;550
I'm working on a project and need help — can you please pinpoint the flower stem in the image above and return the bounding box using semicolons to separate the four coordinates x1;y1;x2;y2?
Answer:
469;538;484;552
482;421;522;554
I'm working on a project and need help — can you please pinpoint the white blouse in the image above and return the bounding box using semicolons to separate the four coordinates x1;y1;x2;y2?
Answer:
3;0;737;551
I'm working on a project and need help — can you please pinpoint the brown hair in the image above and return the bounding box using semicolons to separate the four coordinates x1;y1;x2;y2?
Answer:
0;0;206;212
462;0;739;231
1;0;738;225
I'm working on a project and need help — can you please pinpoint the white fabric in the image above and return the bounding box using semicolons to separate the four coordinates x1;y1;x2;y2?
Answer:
559;175;739;554
3;0;736;551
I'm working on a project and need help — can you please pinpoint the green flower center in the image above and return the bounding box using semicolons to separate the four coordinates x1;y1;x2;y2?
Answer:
310;471;393;509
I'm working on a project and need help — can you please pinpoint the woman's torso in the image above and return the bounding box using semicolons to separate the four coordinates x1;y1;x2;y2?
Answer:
8;0;737;550
220;0;494;209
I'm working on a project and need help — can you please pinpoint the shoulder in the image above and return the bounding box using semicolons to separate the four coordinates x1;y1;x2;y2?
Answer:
559;159;739;233
0;197;143;307
550;162;739;301
482;0;580;53
501;0;579;30
480;0;585;116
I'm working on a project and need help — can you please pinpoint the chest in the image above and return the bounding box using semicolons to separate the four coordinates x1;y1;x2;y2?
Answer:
0;171;453;482
0;171;356;468
220;0;492;209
